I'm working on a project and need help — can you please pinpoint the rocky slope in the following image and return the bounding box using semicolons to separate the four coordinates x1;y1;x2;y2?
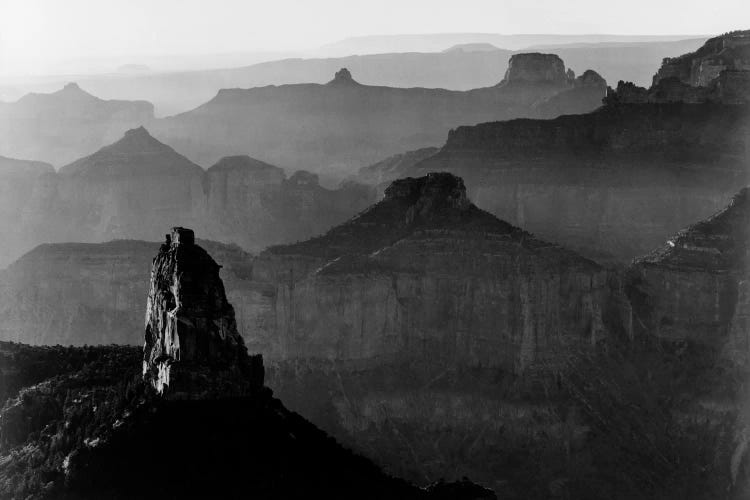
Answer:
151;55;606;175
0;83;153;165
0;128;374;268
247;173;627;373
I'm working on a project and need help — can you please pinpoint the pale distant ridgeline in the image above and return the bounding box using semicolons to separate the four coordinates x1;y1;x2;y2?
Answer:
0;127;374;269
0;52;606;178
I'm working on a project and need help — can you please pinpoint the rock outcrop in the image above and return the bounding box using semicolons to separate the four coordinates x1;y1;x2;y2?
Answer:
0;82;153;165
653;30;750;87
247;173;625;373
142;227;263;398
327;67;359;85
627;188;749;352
500;53;571;86
605;30;750;105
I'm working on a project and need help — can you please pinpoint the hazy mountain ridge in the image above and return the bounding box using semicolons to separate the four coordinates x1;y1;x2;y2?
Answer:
0;38;705;117
151;55;606;174
0;83;153;165
361;33;750;261
0;127;375;269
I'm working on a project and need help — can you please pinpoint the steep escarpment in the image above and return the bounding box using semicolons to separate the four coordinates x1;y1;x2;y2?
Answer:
626;188;749;351
152;57;606;174
0;83;154;165
249;173;625;372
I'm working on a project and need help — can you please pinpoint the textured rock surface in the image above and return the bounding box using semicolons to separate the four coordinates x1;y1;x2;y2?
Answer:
142;227;262;398
0;83;153;165
627;188;749;350
248;173;626;373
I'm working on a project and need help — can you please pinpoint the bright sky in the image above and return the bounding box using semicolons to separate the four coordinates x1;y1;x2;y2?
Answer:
1;0;747;76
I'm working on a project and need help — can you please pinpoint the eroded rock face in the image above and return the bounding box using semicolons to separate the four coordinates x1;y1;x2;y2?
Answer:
247;173;626;373
142;227;262;398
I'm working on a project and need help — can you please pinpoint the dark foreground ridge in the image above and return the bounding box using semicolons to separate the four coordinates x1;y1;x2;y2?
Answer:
0;228;495;500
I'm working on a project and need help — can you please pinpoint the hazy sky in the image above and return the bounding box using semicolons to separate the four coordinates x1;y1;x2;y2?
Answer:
1;0;747;76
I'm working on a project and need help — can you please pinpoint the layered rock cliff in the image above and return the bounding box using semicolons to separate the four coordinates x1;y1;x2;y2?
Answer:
653;30;750;87
248;173;626;373
0;82;154;165
626;188;749;352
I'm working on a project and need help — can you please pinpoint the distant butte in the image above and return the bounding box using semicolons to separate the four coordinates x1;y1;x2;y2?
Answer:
327;67;359;85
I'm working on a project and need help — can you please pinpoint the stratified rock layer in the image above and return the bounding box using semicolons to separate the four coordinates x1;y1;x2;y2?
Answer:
626;188;749;353
248;173;626;373
142;227;262;398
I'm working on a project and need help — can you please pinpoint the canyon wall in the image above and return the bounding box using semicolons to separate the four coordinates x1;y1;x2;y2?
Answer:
626;188;749;352
403;103;748;262
247;173;628;373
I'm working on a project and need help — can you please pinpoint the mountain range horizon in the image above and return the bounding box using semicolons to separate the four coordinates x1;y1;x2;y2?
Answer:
0;11;749;499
